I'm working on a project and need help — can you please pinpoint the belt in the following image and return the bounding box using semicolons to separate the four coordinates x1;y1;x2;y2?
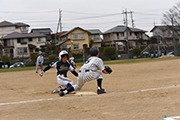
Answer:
79;70;89;72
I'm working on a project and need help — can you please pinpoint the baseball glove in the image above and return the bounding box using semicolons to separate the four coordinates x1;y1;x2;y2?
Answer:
105;66;112;73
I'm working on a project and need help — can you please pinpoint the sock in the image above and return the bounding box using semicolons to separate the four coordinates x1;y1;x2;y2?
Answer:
97;79;102;90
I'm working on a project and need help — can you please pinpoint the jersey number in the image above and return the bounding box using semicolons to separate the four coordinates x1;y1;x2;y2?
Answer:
85;59;91;64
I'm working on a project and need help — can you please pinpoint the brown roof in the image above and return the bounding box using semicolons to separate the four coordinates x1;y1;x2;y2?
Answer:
0;20;30;27
2;32;46;39
15;22;30;27
0;21;14;27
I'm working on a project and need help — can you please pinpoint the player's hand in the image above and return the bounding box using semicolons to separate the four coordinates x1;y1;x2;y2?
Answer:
39;71;44;77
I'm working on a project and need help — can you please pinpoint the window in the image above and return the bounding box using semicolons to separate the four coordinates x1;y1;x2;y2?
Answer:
79;34;85;39
0;27;2;31
7;39;13;46
17;38;27;44
38;37;46;42
22;26;28;31
61;45;67;50
117;33;119;39
72;33;85;39
122;33;124;36
129;32;132;36
73;44;79;49
6;26;15;31
17;47;27;54
29;38;32;42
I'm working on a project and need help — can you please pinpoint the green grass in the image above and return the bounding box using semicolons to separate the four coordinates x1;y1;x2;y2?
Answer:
1;57;180;73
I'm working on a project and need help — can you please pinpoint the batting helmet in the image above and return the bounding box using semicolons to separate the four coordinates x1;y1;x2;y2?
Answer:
89;47;99;56
59;50;68;60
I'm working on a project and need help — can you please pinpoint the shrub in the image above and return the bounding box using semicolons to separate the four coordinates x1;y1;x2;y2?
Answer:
48;55;56;62
133;47;141;57
103;47;116;60
30;52;38;62
1;55;11;67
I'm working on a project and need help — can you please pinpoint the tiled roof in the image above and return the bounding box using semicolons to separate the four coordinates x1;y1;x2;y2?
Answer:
104;25;147;34
2;32;46;39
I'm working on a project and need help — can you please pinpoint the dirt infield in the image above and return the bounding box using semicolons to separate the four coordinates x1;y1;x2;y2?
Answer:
1;59;180;120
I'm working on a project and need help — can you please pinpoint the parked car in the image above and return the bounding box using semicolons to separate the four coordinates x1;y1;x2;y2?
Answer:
9;62;25;68
167;51;178;56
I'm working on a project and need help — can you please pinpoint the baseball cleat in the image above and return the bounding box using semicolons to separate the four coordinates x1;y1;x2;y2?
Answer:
97;89;106;95
69;91;76;94
51;86;62;94
59;91;65;96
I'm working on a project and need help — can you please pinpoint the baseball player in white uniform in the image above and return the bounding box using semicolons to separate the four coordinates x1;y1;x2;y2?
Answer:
59;47;109;97
39;50;78;94
36;51;44;73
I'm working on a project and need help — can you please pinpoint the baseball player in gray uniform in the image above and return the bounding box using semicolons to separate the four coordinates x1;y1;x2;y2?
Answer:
36;51;44;73
59;47;109;97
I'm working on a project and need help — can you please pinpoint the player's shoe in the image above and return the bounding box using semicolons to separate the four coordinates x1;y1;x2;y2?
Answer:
97;88;106;95
69;91;76;94
51;86;62;94
59;91;65;97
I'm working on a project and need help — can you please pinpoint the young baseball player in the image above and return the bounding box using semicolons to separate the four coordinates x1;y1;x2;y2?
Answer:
39;50;78;94
59;47;109;97
36;51;44;73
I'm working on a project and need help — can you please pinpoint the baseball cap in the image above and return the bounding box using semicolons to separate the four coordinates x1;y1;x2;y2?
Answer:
89;47;99;56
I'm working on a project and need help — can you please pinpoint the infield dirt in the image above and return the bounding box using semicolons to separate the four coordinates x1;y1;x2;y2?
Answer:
1;59;180;120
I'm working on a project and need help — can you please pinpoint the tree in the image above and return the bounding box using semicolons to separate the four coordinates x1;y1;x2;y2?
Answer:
162;2;180;33
133;47;141;58
103;47;116;60
30;52;38;62
48;55;56;62
1;55;11;68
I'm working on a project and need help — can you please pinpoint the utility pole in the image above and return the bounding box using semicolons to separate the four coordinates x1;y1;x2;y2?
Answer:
130;11;134;28
172;17;176;56
55;9;62;41
122;9;130;59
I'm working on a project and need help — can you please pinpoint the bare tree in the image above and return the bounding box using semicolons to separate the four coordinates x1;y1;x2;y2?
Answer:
162;2;180;33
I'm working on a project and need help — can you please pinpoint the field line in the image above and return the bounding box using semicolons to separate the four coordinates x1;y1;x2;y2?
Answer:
0;85;179;106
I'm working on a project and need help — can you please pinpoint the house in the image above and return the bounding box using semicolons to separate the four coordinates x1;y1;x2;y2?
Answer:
103;25;148;51
150;25;180;46
2;32;46;58
31;28;52;41
0;20;29;38
56;27;102;53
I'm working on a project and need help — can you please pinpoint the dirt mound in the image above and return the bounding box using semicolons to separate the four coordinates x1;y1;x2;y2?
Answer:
159;55;176;58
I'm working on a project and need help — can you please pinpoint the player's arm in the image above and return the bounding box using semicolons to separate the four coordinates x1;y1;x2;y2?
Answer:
102;69;109;74
39;62;57;77
68;63;78;77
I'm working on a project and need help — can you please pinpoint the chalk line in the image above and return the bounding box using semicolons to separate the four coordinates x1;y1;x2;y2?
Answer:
0;85;179;106
164;116;180;120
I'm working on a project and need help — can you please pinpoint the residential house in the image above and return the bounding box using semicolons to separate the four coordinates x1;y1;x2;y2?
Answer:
103;25;148;51
31;28;52;41
150;25;180;46
0;20;30;58
2;32;46;58
0;20;29;38
56;27;102;53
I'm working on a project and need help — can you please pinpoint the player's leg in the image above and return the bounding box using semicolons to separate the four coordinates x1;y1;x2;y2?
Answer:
91;71;106;94
35;63;38;73
52;75;73;94
59;73;84;96
40;64;43;71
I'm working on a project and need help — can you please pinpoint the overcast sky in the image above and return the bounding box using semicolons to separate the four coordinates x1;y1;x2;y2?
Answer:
0;0;180;35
